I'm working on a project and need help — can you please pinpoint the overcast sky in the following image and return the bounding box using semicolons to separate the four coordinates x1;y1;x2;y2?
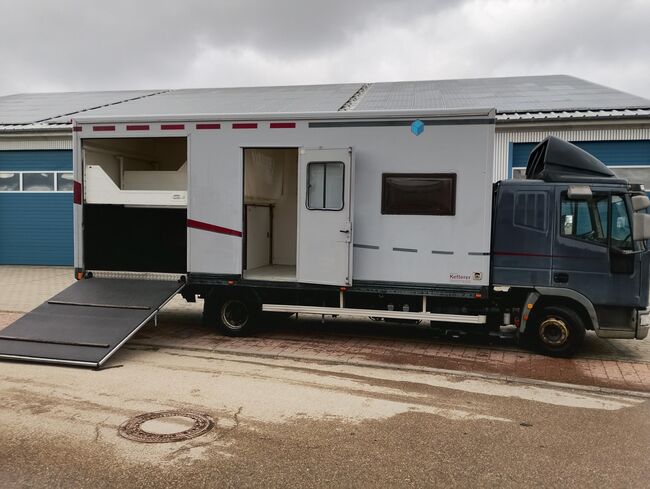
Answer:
0;0;648;99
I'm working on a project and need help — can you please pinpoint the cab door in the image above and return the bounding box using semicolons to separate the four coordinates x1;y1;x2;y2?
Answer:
297;148;353;286
553;189;641;307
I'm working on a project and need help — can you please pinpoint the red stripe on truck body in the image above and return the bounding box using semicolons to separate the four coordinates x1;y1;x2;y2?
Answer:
187;219;242;237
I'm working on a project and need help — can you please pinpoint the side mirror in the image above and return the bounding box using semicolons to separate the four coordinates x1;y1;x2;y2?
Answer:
633;213;650;241
632;195;650;211
567;185;592;199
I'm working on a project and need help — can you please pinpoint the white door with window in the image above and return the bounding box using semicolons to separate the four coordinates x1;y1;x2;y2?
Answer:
297;148;353;286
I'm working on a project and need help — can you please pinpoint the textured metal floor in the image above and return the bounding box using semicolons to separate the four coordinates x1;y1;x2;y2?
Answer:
0;277;183;367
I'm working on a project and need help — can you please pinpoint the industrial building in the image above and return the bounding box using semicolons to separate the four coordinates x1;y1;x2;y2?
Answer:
1;75;649;266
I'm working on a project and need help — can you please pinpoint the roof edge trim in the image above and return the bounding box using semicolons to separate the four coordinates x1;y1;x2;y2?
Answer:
72;107;497;124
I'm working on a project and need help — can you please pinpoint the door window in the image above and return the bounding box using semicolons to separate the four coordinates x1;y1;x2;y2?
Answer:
306;161;344;210
560;195;608;245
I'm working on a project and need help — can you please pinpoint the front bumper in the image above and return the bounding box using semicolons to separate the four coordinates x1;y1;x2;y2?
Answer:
637;308;650;340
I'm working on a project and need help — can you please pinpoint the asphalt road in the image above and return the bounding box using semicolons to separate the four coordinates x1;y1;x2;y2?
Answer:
1;345;648;488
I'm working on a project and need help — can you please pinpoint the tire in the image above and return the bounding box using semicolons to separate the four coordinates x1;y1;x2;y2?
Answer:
527;305;586;357
209;294;259;337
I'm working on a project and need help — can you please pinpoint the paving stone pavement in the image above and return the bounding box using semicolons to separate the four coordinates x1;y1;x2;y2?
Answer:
1;266;649;392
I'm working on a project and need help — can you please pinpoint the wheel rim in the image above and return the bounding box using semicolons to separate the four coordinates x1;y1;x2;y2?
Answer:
539;316;569;346
221;300;249;330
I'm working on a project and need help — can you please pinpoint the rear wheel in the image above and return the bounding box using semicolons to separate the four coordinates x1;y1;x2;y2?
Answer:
528;305;585;357
205;291;259;337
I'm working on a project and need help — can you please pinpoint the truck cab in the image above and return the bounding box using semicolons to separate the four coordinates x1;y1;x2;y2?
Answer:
492;136;650;356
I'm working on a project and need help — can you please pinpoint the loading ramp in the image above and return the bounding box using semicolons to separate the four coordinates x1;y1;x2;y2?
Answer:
0;277;184;368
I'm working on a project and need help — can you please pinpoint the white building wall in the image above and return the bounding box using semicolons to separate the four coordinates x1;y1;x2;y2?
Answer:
0;135;72;150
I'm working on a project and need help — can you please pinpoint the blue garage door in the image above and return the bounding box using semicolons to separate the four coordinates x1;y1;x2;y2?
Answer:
510;140;650;187
0;150;73;265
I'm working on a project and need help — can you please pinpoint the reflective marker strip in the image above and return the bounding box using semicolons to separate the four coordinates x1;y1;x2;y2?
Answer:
196;123;221;130
232;123;257;129
161;124;185;130
73;181;82;204
73;126;82;132
93;125;115;132
187;219;242;237
270;122;296;129
126;124;150;131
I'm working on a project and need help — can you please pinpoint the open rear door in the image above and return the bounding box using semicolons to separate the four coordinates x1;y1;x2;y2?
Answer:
0;277;183;368
297;148;354;286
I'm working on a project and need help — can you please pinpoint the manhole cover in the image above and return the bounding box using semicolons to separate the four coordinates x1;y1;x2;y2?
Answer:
118;411;214;443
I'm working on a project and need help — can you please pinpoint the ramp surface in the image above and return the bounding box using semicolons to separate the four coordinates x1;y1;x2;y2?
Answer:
0;278;184;367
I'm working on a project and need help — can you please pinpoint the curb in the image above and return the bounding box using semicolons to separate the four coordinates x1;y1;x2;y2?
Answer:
127;341;650;400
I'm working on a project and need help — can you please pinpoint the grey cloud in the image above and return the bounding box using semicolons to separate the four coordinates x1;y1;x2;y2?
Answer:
0;0;648;99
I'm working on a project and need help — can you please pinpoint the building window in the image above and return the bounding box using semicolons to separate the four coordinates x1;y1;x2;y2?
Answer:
560;194;609;245
23;172;55;191
0;171;73;192
56;172;74;192
0;172;20;191
381;173;456;215
611;167;650;189
307;161;344;210
512;168;526;180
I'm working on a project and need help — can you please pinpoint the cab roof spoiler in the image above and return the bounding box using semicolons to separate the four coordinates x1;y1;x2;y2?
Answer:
525;136;626;184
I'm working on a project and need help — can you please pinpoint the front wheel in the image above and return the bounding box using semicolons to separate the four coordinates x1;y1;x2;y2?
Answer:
527;305;586;357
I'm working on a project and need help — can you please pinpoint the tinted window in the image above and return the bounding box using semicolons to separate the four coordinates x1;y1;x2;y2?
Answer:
381;173;456;215
560;194;608;245
307;161;344;210
611;195;633;250
514;192;547;231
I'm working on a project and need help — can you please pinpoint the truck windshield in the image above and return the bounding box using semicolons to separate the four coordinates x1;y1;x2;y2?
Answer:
611;195;633;250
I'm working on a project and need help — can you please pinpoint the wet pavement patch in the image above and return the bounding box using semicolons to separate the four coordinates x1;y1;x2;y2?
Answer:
118;410;214;443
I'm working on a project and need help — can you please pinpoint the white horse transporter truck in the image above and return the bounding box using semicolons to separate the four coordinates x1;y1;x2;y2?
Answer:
0;107;648;367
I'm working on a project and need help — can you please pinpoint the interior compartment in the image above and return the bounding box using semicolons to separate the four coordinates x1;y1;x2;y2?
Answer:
243;148;298;282
83;137;187;206
82;137;187;273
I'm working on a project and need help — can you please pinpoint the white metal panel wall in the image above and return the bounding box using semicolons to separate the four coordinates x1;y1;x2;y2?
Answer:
187;119;495;285
494;124;650;181
0;136;72;150
74;115;494;287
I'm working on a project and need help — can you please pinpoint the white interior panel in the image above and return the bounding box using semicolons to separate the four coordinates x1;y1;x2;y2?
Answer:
245;205;271;270
271;151;298;265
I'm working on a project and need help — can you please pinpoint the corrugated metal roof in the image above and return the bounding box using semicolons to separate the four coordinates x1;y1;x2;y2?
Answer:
0;90;165;124
496;108;650;121
353;75;650;113
47;84;363;123
0;76;648;128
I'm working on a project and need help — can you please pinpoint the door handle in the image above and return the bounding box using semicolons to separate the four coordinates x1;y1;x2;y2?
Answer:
553;273;569;284
339;229;350;233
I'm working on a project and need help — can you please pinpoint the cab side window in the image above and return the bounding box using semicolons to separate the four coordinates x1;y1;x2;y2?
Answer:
560;195;608;245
